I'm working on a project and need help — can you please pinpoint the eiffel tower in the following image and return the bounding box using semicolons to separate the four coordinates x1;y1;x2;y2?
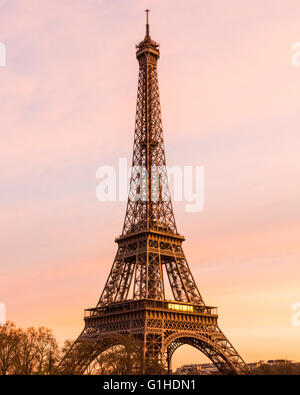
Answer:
62;11;248;375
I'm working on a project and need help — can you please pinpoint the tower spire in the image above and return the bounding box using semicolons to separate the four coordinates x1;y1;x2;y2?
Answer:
145;9;150;36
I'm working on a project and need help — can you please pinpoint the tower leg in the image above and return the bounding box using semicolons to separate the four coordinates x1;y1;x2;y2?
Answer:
167;353;172;375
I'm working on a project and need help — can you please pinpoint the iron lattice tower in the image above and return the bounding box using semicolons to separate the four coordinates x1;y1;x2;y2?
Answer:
62;11;248;374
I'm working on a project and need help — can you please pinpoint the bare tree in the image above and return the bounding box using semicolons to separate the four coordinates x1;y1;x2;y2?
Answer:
251;362;300;375
34;327;59;375
94;335;143;375
90;335;165;375
0;324;164;375
59;338;99;375
0;323;60;375
0;322;22;375
14;327;38;374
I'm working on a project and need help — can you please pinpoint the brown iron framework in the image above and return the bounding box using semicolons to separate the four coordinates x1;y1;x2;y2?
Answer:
61;11;249;375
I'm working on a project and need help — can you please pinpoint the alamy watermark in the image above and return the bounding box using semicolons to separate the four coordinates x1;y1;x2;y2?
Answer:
291;302;300;327
0;303;6;326
96;158;204;213
291;42;300;67
0;42;6;67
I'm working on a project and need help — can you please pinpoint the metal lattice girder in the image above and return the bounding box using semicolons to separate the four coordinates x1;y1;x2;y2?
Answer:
122;33;177;236
96;17;205;307
61;15;249;376
97;232;204;305
60;300;248;375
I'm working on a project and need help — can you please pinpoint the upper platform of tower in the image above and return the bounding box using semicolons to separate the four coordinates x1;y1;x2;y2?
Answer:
136;9;160;61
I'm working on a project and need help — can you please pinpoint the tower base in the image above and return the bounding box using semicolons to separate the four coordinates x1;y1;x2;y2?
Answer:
62;299;248;374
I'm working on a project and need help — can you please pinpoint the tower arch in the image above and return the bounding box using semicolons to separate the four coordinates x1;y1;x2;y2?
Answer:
162;332;246;374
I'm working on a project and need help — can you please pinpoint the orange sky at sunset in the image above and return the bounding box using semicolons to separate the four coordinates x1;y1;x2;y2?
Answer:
1;0;300;369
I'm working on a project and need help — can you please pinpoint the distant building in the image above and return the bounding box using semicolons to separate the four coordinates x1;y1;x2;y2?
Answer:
175;363;218;375
176;359;298;375
266;359;292;365
247;360;265;369
247;359;293;369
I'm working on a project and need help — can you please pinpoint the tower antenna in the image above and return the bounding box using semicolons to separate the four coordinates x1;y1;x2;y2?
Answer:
145;9;150;36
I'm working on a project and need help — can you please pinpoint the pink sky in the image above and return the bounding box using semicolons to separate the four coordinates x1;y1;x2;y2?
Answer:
1;0;300;368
